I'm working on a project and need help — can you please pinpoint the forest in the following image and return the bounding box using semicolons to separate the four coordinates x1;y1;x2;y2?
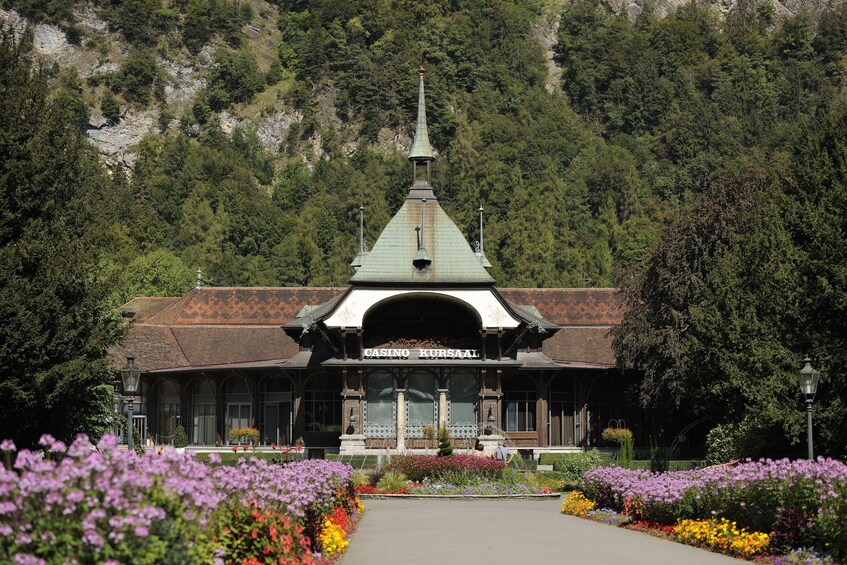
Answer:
1;0;846;456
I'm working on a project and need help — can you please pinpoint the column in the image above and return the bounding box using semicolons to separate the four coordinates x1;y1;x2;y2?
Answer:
395;388;406;451
437;388;448;431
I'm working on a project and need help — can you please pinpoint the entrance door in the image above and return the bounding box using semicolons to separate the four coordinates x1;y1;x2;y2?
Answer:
263;402;292;446
549;375;575;446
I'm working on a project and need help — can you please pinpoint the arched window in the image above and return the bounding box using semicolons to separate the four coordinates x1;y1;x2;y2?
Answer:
154;379;180;445
365;370;395;437
502;374;536;432
223;376;253;444
261;376;293;446
304;373;342;433
448;371;478;437
187;378;216;445
406;370;436;437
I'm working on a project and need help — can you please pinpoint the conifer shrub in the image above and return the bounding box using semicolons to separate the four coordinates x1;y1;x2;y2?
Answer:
437;426;453;457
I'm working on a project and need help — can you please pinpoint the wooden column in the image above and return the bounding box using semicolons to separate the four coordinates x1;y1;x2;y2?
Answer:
396;388;406;450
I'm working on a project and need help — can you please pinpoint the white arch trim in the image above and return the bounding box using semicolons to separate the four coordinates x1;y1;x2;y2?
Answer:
323;288;520;329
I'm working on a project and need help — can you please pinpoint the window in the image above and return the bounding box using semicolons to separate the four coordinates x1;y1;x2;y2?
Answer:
448;370;477;425
304;373;342;433
365;370;395;434
154;379;180;445
503;374;536;432
406;370;436;436
223;377;253;444
187;378;216;445
261;376;293;446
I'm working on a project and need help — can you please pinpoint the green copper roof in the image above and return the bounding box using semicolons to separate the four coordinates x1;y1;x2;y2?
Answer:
350;195;495;285
408;68;435;162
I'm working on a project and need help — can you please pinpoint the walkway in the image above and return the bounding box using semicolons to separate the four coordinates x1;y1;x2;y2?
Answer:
341;498;742;565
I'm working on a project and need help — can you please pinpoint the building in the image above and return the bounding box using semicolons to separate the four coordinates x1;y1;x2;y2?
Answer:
114;68;637;457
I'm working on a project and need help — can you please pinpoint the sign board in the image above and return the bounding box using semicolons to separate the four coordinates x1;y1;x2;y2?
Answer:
362;348;481;360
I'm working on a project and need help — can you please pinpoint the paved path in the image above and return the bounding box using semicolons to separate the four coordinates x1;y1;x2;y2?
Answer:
341;498;742;565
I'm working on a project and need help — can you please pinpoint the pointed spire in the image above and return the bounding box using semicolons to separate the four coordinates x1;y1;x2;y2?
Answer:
408;64;435;163
350;205;368;271
476;205;492;269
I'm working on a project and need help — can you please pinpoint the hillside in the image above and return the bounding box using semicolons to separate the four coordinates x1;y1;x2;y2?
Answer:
2;0;847;298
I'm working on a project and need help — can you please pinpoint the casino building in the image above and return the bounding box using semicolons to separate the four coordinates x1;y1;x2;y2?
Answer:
114;68;638;457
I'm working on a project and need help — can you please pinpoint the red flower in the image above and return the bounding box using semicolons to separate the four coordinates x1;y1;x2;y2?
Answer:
271;443;277;450
231;446;237;453
251;529;258;539
294;444;303;452
242;444;248;451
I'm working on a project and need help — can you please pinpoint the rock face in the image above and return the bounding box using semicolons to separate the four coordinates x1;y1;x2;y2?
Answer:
86;109;157;169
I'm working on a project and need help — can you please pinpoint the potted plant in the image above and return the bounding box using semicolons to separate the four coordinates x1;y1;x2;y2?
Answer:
230;426;260;451
173;424;188;453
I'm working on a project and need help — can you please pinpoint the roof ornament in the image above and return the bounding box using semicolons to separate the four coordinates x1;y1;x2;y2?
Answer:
476;205;492;269
351;205;368;271
413;198;432;270
196;269;202;289
409;62;435;187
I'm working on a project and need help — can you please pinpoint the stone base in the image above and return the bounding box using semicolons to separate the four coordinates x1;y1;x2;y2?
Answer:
477;434;503;454
339;434;367;455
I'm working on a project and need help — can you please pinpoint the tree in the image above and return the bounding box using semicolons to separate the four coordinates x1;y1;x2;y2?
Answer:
0;31;123;446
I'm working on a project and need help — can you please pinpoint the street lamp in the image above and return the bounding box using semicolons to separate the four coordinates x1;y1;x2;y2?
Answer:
120;356;141;452
798;357;820;461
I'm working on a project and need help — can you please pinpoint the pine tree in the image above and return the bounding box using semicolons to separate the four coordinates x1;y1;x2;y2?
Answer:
437;426;453;457
0;31;123;447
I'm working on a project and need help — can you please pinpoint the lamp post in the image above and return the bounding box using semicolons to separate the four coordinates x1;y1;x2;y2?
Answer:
798;357;820;461
120;356;141;451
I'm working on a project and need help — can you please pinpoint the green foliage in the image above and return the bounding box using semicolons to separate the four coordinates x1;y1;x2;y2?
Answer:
550;450;607;481
602;428;634;468
172;424;188;448
650;431;669;473
100;89;120;124
375;471;407;492
437;426;453;457
113;48;159;105
0;30;123;447
205;48;265;111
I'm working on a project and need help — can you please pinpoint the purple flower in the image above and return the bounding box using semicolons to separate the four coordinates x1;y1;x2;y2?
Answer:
0;440;15;452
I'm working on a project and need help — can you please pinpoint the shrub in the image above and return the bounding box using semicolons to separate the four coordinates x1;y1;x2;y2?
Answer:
437;426;453;457
376;471;408;493
229;426;260;446
387;455;503;483
172;425;188;449
551;449;606;481
212;499;315;564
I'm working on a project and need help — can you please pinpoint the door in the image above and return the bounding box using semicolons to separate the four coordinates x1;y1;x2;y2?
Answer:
226;403;252;443
263;402;292;445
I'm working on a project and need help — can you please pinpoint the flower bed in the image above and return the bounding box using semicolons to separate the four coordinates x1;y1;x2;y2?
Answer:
0;434;361;564
385;454;504;482
574;458;847;561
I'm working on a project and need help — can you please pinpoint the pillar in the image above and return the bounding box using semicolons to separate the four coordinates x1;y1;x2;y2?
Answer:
396;388;406;451
437;388;448;431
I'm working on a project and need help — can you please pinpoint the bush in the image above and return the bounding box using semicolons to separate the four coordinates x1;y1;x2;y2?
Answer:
602;427;634;469
376;471;408;492
172;425;188;449
437;426;453;457
551;450;606;481
229;426;260;446
386;455;504;483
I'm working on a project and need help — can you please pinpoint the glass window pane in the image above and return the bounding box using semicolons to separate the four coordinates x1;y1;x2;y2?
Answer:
449;371;477;424
407;371;435;427
366;371;394;425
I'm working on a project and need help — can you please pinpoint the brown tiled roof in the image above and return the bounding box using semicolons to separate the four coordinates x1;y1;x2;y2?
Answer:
118;287;623;373
120;297;182;323
541;326;616;367
499;289;623;326
147;288;345;326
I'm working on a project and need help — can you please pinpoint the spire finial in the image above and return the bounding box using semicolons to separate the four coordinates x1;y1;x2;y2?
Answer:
196;269;202;289
408;63;435;164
